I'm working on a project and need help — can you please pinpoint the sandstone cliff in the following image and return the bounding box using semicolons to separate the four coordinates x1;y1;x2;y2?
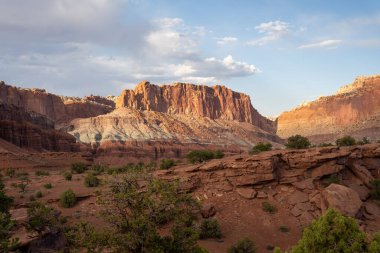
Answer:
116;81;275;133
0;102;79;151
0;81;115;123
276;75;380;142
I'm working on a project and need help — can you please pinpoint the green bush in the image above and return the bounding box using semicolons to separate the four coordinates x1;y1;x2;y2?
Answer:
318;142;333;147
60;189;77;208
5;168;16;178
26;202;59;235
262;202;277;214
64;171;72;181
336;135;356;147
326;173;342;186
35;191;43;198
369;233;380;253
43;183;53;189
279;225;290;233
370;179;380;199
357;137;370;145
71;163;87;174
199;218;222;239
186;150;224;164
84;174;100;187
160;159;176;170
228;238;256;253
285;135;311;149
250;142;272;154
35;170;50;176
91;164;107;175
0;180;13;213
290;209;366;253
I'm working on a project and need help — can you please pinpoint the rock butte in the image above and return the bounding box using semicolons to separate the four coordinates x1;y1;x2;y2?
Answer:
277;75;380;143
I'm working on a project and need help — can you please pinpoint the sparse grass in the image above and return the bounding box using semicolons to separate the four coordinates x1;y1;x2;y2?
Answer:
84;173;100;187
5;168;16;178
36;191;43;198
43;183;53;189
35;170;50;176
71;163;87;174
159;159;176;170
336;135;356;146
228;238;256;253
199;218;222;239
262;202;277;214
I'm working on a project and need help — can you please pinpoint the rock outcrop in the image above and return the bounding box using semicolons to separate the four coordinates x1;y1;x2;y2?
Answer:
0;81;114;123
0;102;79;151
116;81;275;133
276;75;380;143
155;143;380;228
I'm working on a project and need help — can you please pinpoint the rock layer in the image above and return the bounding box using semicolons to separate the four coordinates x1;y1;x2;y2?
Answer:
277;75;380;142
116;81;275;133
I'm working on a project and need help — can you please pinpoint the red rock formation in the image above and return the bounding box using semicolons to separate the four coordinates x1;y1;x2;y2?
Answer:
0;102;79;151
0;81;114;123
116;81;275;133
277;75;380;142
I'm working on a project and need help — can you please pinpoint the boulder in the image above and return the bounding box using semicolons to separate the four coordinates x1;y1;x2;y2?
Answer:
236;188;257;199
321;183;362;217
201;203;217;218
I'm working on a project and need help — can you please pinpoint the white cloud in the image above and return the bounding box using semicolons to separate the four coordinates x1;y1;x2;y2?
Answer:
217;37;238;45
247;20;290;46
299;39;342;49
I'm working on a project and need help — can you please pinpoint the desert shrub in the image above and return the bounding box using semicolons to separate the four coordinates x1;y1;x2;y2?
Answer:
84;174;100;187
186;150;225;164
160;159;176;170
290;209;366;253
17;179;29;193
279;225;290;233
35;170;50;176
60;189;77;208
250;142;272;154
262;202;277;214
273;247;282;253
35;191;43;198
26;202;59;235
370;179;380;200
63;171;72;181
90;164;107;175
5;168;16;178
0;180;13;213
0;212;19;252
326;173;342;186
228;238;256;253
71;163;87;174
98;172;202;253
369;232;380;253
285;135;310;149
43;183;53;189
266;244;275;250
318;142;333;147
357;137;370;145
214;150;225;159
336;135;356;147
199;218;222;239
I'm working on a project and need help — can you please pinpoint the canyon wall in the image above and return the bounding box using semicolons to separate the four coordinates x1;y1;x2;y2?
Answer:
276;75;380;142
116;81;275;133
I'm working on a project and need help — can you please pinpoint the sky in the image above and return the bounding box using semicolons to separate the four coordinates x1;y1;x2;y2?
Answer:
0;0;379;116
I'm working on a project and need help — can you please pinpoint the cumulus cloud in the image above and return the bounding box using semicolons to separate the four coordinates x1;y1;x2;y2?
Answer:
0;1;259;96
217;37;238;45
247;20;290;46
299;39;342;49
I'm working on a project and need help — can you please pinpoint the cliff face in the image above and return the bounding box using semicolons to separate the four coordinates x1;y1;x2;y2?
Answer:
0;81;115;123
277;75;380;142
0;102;79;151
116;81;275;133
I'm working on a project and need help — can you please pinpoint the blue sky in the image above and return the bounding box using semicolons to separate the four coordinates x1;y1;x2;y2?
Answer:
0;0;379;116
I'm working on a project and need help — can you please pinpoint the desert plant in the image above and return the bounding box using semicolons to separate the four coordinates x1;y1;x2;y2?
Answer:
285;135;311;149
71;163;87;174
326;173;342;186
214;150;225;159
90;164;107;175
369;232;380;253
17;179;30;193
290;209;366;253
273;247;282;253
199;218;222;239
262;202;277;214
186;150;215;163
0;180;13;213
5;168;16;178
318;142;333;147
43;183;53;189
250;142;272;154
336;135;356;146
357;137;370;145
60;189;77;208
35;191;43;198
35;170;50;176
0;211;19;252
160;159;176;170
370;179;380;200
63;171;72;181
228;238;256;253
84;173;100;187
26;202;59;235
